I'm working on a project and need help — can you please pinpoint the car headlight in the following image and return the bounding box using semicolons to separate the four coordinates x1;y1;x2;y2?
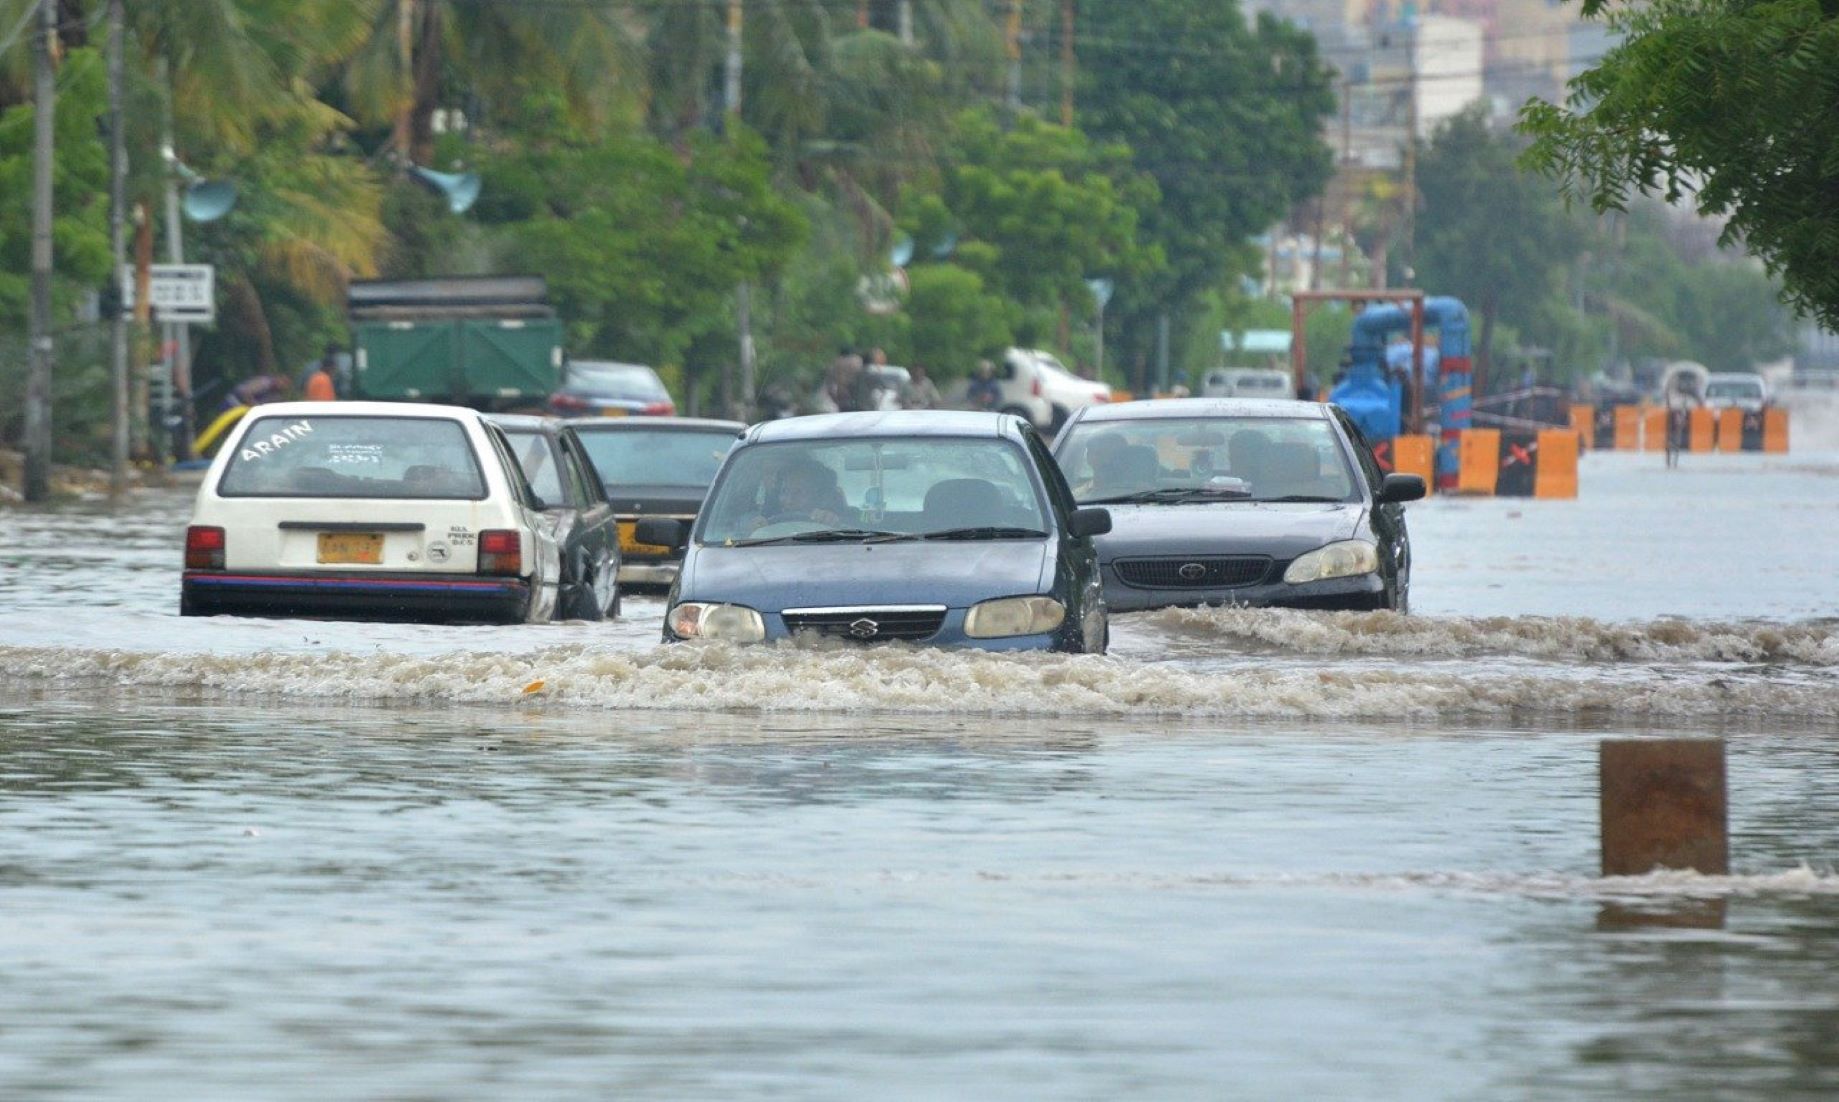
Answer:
964;596;1066;639
1283;539;1380;584
669;602;766;642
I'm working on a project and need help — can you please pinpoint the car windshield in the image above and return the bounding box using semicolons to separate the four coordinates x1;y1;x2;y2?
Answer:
217;415;486;499
1058;416;1359;505
578;428;736;490
699;437;1047;545
566;363;669;401
1705;380;1762;400
503;430;564;504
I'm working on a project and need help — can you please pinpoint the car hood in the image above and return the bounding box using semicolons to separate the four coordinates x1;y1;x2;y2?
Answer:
681;539;1052;611
1093;501;1364;562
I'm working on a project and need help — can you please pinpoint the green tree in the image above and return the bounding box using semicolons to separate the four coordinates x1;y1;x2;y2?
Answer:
1519;0;1839;328
1410;106;1585;384
903;263;1011;379
906;109;1160;333
478;127;805;373
1080;0;1335;382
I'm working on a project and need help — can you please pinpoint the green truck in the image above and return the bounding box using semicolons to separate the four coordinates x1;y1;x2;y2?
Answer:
348;275;564;408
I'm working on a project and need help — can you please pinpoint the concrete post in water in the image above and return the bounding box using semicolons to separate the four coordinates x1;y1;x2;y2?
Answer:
1600;739;1728;877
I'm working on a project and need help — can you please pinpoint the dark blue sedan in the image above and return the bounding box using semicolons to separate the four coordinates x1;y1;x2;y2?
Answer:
640;412;1113;652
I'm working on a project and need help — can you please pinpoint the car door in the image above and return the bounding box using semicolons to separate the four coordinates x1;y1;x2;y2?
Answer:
559;429;621;612
482;422;561;619
1023;426;1106;651
1332;409;1409;604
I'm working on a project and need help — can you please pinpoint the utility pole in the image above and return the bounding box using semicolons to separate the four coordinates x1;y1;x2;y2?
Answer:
159;60;195;461
393;0;415;163
1059;0;1075;126
897;0;913;45
24;0;57;502
1004;0;1023;117
1339;79;1352;288
724;0;754;421
1401;51;1418;285
107;0;129;502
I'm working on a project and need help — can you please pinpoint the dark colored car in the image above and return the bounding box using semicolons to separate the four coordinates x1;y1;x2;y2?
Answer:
642;411;1112;652
546;360;677;418
487;414;623;620
1052;398;1424;613
570;417;746;588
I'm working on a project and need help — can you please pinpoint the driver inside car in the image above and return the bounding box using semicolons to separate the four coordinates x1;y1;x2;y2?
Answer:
748;458;849;532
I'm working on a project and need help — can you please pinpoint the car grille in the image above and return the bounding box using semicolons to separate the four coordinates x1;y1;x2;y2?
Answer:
1115;556;1272;589
781;606;947;642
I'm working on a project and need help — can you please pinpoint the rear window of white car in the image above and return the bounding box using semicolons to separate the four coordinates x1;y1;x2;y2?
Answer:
217;415;487;499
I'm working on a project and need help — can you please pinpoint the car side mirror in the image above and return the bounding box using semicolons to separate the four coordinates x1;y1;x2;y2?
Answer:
635;517;689;549
1068;507;1112;539
1379;473;1426;504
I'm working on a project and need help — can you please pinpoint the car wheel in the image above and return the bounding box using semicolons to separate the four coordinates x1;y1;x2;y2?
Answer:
180;593;197;617
1049;405;1071;433
557;554;596;622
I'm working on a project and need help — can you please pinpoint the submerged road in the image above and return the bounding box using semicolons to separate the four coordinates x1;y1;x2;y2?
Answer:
1;448;1837;1098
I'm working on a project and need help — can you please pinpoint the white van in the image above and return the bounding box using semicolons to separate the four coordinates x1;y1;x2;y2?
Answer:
1202;368;1293;399
181;402;561;622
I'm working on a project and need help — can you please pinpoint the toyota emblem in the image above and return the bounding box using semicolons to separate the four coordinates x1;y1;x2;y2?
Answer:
848;618;881;639
1177;562;1208;581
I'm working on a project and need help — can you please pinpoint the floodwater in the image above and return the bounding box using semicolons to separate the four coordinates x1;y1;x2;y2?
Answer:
3;449;1838;1098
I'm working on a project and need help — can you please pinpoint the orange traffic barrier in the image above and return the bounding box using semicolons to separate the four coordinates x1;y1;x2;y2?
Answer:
1391;434;1435;488
1715;407;1743;452
1643;407;1669;452
1570;403;1596;449
1688;407;1716;453
1763;407;1790;453
1457;429;1500;495
1613;405;1641;450
1534;430;1580;498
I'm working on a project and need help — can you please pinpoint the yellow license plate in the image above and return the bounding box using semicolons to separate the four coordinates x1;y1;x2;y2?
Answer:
317;532;383;564
601;408;628;418
617;521;669;555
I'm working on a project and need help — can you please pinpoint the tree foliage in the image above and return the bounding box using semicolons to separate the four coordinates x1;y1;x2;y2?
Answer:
1412;106;1585;377
1519;0;1839;328
1080;0;1335;379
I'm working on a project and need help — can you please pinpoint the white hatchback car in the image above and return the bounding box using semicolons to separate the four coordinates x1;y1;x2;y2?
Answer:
181;401;561;622
964;348;1111;431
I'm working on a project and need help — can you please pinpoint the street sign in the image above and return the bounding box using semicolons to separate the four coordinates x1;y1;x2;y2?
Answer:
120;263;216;324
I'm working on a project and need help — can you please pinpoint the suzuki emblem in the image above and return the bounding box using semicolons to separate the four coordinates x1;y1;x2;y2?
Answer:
848;618;881;639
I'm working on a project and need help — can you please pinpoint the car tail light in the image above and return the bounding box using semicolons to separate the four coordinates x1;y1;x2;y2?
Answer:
185;526;225;570
478;529;522;576
641;401;675;416
1031;376;1043;397
550;393;589;413
1093;391;1111;403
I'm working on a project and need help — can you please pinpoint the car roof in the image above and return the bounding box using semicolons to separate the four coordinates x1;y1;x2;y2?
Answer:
745;410;1020;443
1071;398;1327;422
568;416;745;434
484;412;563;434
567;359;656;373
237;400;484;421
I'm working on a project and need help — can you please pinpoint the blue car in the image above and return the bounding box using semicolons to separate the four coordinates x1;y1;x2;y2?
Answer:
641;411;1113;653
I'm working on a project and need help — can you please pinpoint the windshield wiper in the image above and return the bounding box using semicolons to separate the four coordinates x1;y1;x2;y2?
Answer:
1084;487;1253;505
1254;495;1348;504
921;526;1048;541
726;528;915;547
